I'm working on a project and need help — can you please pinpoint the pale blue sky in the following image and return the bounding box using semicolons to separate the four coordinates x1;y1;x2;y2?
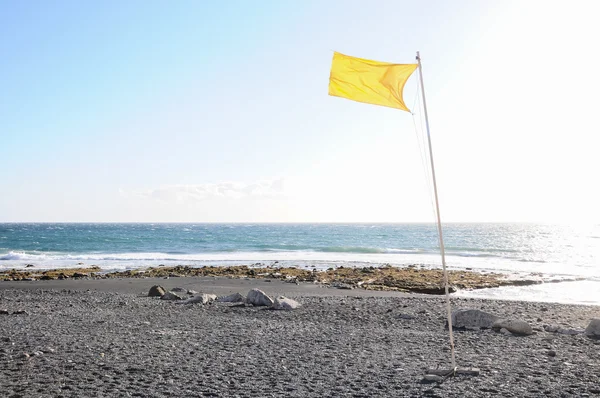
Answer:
2;0;599;222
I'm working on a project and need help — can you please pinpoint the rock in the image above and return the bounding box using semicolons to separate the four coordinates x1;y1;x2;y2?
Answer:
161;291;185;301
216;293;245;303
544;324;584;335
332;282;354;290
272;296;301;310
187;290;198;295
558;328;584;335
547;350;556;357
246;289;274;307
148;285;166;297
492;319;533;336
585;319;600;339
0;310;8;315
176;294;217;305
451;309;500;330
171;287;186;292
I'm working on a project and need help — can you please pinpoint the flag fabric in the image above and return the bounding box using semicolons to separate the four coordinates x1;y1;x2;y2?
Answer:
328;52;418;112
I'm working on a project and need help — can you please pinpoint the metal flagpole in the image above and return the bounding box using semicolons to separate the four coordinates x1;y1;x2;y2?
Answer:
415;51;456;370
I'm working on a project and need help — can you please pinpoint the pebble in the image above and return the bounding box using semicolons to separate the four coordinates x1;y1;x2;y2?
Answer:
1;287;599;397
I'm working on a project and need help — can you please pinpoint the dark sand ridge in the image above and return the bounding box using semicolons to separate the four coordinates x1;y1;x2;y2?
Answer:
1;277;600;397
0;276;413;298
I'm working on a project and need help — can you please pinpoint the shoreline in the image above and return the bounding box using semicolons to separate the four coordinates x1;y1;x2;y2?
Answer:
2;264;583;296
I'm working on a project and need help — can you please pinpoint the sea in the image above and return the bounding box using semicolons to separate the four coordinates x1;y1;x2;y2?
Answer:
1;223;599;305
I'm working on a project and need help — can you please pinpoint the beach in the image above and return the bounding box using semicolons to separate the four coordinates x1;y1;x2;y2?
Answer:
2;277;600;397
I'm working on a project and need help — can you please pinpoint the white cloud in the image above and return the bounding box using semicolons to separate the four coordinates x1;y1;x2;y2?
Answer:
123;178;286;204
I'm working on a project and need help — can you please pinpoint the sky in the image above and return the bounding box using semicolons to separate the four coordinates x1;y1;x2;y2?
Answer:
1;0;599;223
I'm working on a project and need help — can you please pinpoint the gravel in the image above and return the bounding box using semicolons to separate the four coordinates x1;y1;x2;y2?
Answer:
1;285;600;397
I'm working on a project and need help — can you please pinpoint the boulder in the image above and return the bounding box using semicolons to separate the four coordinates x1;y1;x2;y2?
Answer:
492;319;533;336
272;296;301;310
585;319;600;339
246;289;274;307
176;294;217;305
148;285;166;297
216;292;245;303
161;291;185;301
451;309;500;330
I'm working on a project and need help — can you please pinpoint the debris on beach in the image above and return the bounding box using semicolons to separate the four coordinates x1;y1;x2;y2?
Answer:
422;367;481;384
1;264;584;296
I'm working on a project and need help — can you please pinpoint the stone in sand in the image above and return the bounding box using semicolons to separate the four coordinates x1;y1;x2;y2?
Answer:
544;324;584;335
161;291;185;301
216;292;245;303
585;319;600;339
148;285;166;297
492;319;533;336
451;309;500;330
246;288;274;307
272;296;301;310
176;294;217;305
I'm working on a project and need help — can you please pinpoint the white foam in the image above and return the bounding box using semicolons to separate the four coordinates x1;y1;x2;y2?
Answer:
0;249;598;278
455;280;600;305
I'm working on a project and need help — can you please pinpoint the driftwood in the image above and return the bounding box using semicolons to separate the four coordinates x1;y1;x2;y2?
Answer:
425;367;480;376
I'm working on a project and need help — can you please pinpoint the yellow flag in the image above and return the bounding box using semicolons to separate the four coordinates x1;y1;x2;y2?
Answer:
328;52;418;112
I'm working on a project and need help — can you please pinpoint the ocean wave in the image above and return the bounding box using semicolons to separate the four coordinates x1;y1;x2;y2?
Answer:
0;247;535;262
450;252;500;259
517;258;547;264
318;246;397;254
0;251;25;261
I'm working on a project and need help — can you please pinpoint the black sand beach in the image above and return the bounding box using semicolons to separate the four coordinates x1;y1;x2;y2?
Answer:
1;278;600;397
